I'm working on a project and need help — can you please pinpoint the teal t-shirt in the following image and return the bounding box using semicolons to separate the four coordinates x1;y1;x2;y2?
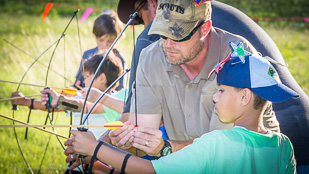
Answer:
152;127;296;174
102;88;128;122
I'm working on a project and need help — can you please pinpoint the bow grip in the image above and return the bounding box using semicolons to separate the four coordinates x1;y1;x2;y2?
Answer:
44;87;52;110
77;127;89;159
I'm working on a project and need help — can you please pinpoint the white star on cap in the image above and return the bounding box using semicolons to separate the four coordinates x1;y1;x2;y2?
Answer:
229;42;251;64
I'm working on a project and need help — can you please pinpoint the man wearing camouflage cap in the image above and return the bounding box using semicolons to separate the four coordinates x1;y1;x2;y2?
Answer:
109;0;279;158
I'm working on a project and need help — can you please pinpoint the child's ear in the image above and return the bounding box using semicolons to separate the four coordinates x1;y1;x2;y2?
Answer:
240;88;252;106
98;73;107;84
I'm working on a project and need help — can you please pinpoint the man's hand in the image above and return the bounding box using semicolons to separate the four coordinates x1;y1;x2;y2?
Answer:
108;122;135;150
40;88;60;107
132;127;164;156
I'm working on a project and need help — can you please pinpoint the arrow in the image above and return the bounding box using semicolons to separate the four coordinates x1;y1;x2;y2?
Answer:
0;94;41;102
0;114;68;139
0;124;110;128
0;79;63;90
103;121;138;129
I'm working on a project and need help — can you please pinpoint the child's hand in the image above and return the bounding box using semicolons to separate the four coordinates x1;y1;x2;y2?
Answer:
40;88;60;107
10;92;28;106
64;138;91;170
71;130;98;157
82;87;102;102
73;80;82;88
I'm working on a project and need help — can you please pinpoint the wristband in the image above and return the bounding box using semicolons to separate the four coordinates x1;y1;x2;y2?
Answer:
120;153;132;174
29;98;35;109
109;168;115;174
88;141;104;174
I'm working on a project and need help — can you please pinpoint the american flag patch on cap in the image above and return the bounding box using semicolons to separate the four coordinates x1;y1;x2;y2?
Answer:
194;0;211;5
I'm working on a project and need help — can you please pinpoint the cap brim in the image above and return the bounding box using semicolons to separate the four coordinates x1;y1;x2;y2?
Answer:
148;16;199;40
117;0;144;25
251;83;299;103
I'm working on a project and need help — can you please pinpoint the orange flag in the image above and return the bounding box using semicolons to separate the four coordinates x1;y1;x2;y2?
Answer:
42;3;53;21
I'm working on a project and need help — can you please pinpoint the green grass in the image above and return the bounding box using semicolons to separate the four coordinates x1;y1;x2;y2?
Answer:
0;4;308;174
0;105;70;173
263;26;309;94
0;12;143;173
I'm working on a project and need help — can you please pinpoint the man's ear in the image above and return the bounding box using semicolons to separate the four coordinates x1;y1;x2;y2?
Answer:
150;0;157;7
202;20;212;37
240;88;253;106
149;0;158;15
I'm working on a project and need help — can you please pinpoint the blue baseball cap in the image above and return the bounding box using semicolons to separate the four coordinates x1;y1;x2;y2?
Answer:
217;54;299;103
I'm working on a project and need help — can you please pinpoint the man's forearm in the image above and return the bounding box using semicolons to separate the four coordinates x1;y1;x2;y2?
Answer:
169;140;193;153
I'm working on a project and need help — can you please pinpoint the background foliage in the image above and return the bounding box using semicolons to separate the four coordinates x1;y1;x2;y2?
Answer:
1;0;309;18
221;0;309;18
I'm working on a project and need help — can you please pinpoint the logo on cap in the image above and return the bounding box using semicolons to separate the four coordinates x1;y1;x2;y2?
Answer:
161;6;171;21
158;3;185;14
230;42;251;64
168;23;184;38
267;66;277;79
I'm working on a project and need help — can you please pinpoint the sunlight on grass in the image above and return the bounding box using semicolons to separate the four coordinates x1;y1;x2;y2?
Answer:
264;27;309;95
0;105;70;173
0;12;143;174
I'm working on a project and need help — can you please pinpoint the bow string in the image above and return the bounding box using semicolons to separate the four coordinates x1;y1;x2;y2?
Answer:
11;9;81;173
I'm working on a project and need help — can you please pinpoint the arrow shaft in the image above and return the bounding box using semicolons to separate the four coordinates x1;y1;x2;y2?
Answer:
0;124;106;128
0;114;68;139
0;80;62;90
0;94;41;102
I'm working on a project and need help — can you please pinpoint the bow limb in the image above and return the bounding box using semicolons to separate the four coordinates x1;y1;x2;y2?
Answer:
9;9;80;174
3;39;77;85
38;9;80;174
11;30;65;174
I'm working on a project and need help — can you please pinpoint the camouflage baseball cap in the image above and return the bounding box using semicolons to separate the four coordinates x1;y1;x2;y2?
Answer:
148;0;211;40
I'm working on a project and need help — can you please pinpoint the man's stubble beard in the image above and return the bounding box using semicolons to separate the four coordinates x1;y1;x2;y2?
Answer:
163;38;205;65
